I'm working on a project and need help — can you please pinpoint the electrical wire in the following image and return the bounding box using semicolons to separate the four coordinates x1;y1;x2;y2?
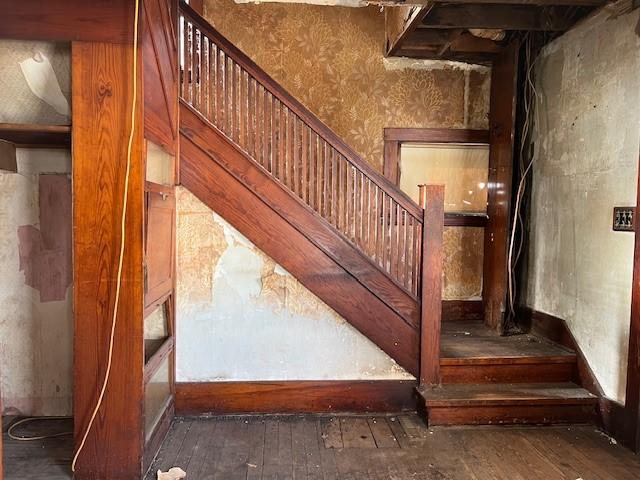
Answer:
506;33;543;325
7;417;73;442
71;0;140;471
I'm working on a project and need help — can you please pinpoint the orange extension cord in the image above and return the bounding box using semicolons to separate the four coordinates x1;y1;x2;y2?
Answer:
71;0;140;471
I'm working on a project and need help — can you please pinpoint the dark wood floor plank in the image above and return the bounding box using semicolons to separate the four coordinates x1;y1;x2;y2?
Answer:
246;418;266;480
320;417;343;449
339;418;376;449
367;417;399;449
7;415;640;480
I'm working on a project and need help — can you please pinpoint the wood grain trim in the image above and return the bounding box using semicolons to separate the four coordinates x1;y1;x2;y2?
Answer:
180;131;420;374
384;128;490;144
518;306;631;447
0;123;71;148
419;185;444;386
175;381;417;415
144;337;174;385
72;41;145;479
442;300;483;321
444;213;488;227
0;0;136;43
179;1;422;220
143;398;174;475
483;41;519;332
180;103;421;321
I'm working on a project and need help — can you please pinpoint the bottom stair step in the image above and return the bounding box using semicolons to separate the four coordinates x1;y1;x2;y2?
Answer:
416;382;598;426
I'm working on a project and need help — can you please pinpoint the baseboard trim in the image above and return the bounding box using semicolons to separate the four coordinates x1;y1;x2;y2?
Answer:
442;300;483;322
518;306;632;449
175;380;418;415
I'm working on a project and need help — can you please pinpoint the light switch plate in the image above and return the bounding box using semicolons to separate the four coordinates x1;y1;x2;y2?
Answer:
613;207;635;232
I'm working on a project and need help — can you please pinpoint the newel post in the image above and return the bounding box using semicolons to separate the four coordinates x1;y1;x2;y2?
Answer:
418;184;445;386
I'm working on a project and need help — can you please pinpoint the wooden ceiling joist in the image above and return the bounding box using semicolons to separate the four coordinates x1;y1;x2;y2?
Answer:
421;4;574;31
430;0;605;5
385;4;434;56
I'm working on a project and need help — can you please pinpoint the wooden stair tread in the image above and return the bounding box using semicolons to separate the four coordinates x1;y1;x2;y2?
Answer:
440;354;576;366
417;383;597;407
441;320;576;361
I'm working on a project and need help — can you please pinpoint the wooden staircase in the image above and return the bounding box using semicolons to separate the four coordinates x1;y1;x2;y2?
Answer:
416;321;598;425
177;2;598;425
177;2;442;378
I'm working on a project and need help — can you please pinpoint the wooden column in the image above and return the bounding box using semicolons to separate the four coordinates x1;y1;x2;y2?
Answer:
483;40;519;332
72;41;145;480
419;185;445;386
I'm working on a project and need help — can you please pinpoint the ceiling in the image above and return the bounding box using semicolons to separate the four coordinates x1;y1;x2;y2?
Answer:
385;0;607;63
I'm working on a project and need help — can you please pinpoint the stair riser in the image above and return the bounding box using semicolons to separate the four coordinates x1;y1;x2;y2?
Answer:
441;362;576;384
425;404;597;426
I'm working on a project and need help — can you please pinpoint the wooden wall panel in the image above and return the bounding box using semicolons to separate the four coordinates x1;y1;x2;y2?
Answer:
482;41;519;331
175;381;417;415
0;0;135;43
72;41;145;480
143;0;179;155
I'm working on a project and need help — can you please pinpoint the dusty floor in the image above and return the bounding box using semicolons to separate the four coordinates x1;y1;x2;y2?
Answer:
5;414;640;479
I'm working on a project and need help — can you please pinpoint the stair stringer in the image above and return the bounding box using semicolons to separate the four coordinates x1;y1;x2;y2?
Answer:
179;105;420;376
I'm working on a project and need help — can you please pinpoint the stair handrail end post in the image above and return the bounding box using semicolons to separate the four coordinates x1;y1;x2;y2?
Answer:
419;184;445;387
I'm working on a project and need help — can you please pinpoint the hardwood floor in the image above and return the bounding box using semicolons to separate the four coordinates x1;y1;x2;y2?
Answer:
2;417;73;480
4;414;640;479
147;415;640;479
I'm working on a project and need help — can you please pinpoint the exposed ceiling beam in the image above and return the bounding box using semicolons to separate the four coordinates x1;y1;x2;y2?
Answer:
386;3;434;56
430;0;605;5
421;4;574;31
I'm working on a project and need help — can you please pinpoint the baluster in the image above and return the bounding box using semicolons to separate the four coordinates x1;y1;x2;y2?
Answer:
210;42;217;124
309;131;317;210
226;55;233;135
373;185;380;263
263;90;270;171
398;208;406;287
316;138;324;215
301;125;308;203
271;97;279;175
234;63;241;143
251;81;263;165
239;69;246;151
292;116;300;196
192;27;199;108
381;193;388;272
278;103;288;185
218;49;225;132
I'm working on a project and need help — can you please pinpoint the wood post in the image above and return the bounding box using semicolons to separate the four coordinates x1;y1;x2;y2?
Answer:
419;184;445;387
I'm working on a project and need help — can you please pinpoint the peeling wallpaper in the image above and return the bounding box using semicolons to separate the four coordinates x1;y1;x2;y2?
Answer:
524;7;640;404
203;0;490;172
176;187;413;381
0;149;73;416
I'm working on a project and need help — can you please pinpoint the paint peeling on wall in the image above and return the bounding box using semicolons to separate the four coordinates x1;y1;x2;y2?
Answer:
176;187;413;381
17;175;72;302
524;7;640;404
0;149;73;416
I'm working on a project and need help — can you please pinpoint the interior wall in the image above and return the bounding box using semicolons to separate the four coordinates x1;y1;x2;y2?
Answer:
0;40;70;124
523;6;640;403
0;149;73;416
202;0;490;172
176;187;413;381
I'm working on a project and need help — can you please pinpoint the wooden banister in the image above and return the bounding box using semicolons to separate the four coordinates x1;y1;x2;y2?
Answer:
419;185;445;386
179;1;426;296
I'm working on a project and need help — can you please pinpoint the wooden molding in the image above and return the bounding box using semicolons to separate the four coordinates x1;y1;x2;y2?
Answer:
0;0;136;43
175;381;418;415
518;306;631;449
442;300;483;322
384;128;490;144
483;41;519;332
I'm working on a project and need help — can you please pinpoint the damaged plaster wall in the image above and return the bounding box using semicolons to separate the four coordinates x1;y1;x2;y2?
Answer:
176;187;413;381
524;6;640;403
0;149;73;416
203;0;490;299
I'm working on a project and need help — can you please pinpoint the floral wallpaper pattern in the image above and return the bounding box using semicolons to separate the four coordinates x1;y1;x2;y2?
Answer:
203;0;490;171
201;0;490;299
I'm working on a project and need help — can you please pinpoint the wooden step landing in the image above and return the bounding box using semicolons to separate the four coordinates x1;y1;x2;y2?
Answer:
440;321;577;384
417;382;598;426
